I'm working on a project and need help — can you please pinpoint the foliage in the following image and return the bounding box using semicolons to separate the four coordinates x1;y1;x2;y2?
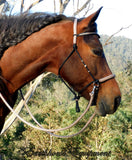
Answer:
101;35;132;73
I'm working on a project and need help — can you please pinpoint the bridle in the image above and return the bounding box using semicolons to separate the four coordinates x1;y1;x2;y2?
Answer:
0;18;115;138
58;19;115;112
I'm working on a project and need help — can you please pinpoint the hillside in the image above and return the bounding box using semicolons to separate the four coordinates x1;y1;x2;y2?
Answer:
101;35;132;73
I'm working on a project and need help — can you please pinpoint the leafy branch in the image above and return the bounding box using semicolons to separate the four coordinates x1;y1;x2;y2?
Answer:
73;0;92;16
21;0;45;13
104;24;132;46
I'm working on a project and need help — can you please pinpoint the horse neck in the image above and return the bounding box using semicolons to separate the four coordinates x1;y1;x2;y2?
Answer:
0;26;72;94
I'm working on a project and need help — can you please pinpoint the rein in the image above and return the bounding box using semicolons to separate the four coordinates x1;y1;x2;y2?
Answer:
0;19;115;138
0;86;96;138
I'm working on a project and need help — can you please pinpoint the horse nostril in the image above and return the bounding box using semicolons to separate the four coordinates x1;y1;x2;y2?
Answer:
114;96;121;111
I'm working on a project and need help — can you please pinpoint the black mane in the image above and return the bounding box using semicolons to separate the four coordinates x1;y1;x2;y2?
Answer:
0;12;68;59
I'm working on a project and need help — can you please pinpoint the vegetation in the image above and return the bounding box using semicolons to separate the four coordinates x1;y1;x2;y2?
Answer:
101;35;132;72
0;36;132;160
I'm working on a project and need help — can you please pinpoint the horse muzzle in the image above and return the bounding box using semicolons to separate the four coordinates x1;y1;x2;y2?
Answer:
96;96;121;116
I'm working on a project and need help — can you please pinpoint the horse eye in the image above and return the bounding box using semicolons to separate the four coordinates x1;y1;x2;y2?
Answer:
92;49;103;56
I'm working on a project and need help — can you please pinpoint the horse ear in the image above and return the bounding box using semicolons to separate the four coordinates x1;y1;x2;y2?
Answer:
79;7;103;30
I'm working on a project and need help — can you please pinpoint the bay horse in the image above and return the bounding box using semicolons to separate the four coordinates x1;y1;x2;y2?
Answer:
0;8;121;133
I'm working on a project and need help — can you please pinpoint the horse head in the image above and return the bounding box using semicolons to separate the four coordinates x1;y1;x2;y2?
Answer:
0;8;121;133
57;8;121;116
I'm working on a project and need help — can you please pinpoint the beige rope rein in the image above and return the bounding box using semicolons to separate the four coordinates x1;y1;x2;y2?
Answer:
0;86;96;138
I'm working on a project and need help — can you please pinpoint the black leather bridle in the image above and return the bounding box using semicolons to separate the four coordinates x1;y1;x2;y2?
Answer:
58;19;115;112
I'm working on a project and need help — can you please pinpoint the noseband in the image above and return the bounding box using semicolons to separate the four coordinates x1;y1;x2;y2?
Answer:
59;19;115;112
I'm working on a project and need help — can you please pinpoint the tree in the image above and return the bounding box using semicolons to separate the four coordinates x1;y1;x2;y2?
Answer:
0;0;93;16
0;0;9;13
0;0;6;5
58;0;92;15
125;61;132;76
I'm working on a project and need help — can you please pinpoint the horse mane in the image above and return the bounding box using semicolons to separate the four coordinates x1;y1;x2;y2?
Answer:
0;12;70;59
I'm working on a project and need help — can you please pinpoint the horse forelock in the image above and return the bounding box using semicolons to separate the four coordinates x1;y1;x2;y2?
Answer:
0;12;69;59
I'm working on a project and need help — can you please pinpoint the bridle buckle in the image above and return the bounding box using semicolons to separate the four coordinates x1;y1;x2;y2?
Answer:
94;79;100;88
